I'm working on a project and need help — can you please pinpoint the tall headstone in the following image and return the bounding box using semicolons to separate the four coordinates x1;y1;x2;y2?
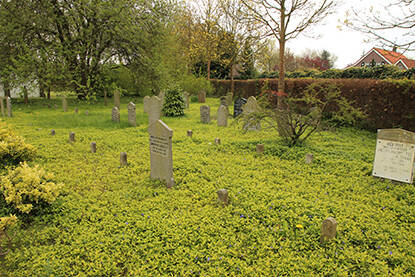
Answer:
242;96;261;131
217;105;228;127
158;91;165;106
200;105;210;123
143;96;151;114
320;217;337;243
0;97;4;117
62;96;68;112
233;98;247;118
6;97;12;117
198;91;206;103
128;102;136;127
112;107;120;123
144;96;162;126
372;128;415;184
114;90;120;109
149;120;174;188
183;92;190;108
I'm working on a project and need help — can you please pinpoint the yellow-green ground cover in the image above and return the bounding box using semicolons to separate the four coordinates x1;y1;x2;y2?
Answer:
1;97;414;276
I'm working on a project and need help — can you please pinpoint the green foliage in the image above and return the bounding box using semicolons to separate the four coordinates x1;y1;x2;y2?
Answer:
178;74;214;96
162;88;185;117
0;122;36;167
0;162;63;214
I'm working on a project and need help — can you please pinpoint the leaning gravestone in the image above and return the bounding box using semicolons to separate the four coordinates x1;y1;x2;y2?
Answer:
114;90;120;109
198;91;206;103
217;105;228;127
183;92;190;109
128;102;136;127
62;96;68;112
149;120;174;188
6;97;12;117
144;96;162;126
0;97;4;117
200;105;210;123
112;107;120;123
372;128;415;184
233;97;247;118
242;96;261;131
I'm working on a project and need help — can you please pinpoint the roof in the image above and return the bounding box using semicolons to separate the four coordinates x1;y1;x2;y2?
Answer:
351;47;415;69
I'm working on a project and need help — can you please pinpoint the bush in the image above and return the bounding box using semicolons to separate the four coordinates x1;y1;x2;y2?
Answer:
0;163;63;214
0;122;36;167
162;88;185;117
179;74;214;96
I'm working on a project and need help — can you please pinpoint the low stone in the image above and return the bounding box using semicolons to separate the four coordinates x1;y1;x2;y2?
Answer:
256;144;264;154
305;153;314;164
69;132;75;142
51;129;55;136
120;152;128;166
215;138;221;145
217;189;229;206
320;217;337;243
187;130;193;138
85;110;89;115
91;142;97;153
75;107;78;114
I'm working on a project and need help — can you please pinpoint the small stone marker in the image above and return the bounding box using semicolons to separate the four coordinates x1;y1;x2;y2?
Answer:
120;152;127;166
256;144;264;154
198;91;206;103
149;120;174;188
217;189;229;206
215;138;221;145
62;96;68;112
187;130;193;138
200;105;210;123
91;142;97;153
372;128;415;184
217;105;228;127
242;96;261;131
69;132;75;142
112;107;120;123
0;97;4;117
320;217;337;243
143;96;151;114
128;102;136;127
144;96;162;126
183;92;190;108
51;129;55;136
75;107;78;114
233;97;247;118
305;153;314;164
6;97;12;117
114;90;120;109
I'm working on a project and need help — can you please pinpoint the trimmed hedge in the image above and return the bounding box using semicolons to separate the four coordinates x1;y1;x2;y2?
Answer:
210;78;415;131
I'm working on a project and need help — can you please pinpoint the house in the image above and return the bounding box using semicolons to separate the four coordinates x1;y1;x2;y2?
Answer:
350;47;415;70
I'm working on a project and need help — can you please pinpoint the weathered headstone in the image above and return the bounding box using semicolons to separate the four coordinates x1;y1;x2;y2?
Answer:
0;97;4;117
143;96;151;114
226;92;233;106
217;105;228;127
256;144;264;154
158;91;165;106
187;130;193;138
128;102;136;127
215;138;221;145
51;129;55;136
198;91;206;103
149;120;174;188
112;107;120;123
242;96;261;131
305;153;314;164
200;105;210;123
372;128;415;183
220;96;227;107
120;152;127;166
217;189;229;206
91;142;97;153
233;98;247;118
144;96;162;126
183;92;190;108
114;90;120;109
75;107;78;114
62;96;68;112
6;97;12;117
69;132;75;142
320;217;337;243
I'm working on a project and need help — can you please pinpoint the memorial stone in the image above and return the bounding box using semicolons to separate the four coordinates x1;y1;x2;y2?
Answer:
320;217;337;243
242;96;261;131
200;105;210;123
215;138;221;145
217;189;229;206
120;152;128;166
112;107;120;123
187;130;193;138
198;91;206;103
183;92;190;108
62;96;68;112
144;96;162;126
128;102;136;127
114;90;120;109
69;132;75;142
226;92;233;106
305;153;314;164
233;98;247;117
217;105;228;127
256;144;264;154
149;120;174;188
6;97;12;117
91;142;97;153
143;96;151;114
0;97;4;117
51;129;55;136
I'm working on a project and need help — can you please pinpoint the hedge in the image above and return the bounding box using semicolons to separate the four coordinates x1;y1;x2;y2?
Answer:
211;78;415;131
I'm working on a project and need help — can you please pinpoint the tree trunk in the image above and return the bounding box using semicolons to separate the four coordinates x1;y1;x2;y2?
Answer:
47;86;51;99
230;63;235;97
207;59;211;80
23;86;28;104
3;80;11;98
39;81;45;98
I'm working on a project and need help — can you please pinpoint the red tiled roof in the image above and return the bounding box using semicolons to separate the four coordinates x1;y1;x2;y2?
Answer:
373;48;415;69
400;57;415;69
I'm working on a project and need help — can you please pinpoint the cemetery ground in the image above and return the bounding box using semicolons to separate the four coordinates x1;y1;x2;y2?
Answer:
1;97;414;276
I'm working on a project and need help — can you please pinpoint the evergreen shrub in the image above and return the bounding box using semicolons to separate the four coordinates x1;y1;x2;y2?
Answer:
162;88;185;117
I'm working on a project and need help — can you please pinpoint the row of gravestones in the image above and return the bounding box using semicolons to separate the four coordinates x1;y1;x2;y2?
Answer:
0;97;13;117
111;102;137;126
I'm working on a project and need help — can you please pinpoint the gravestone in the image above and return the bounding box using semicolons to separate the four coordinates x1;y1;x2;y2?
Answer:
242;96;261;131
85;110;89;116
198;91;206;103
114;90;120;109
217;105;228;127
75;107;78;114
256;144;264;154
200;105;210;123
149;120;174;188
112;107;120;123
6;97;12;117
51;129;55;136
372;128;415;183
187;130;193;138
143;96;151;113
217;189;229;206
128;102;136;127
233;97;247;118
144;96;162;126
183;92;190;108
91;142;97;153
305;153;314;164
62;96;68;112
120;152;127;166
158;91;165;106
69;132;75;142
215;138;221;145
226;92;233;106
320;217;337;243
220;96;227;107
0;97;4;117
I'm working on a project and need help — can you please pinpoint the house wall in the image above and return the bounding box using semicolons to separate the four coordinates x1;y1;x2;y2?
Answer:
358;51;389;67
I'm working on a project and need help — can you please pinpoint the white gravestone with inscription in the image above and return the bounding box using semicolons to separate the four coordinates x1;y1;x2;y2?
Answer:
372;128;415;184
149;120;174;188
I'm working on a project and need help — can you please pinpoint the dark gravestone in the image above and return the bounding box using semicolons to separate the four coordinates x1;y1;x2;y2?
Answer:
233;98;247;118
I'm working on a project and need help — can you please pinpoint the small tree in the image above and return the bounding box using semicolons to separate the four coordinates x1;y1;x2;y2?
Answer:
162;88;185;117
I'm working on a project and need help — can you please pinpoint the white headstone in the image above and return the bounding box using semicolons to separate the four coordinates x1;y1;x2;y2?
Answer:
200;105;210;123
149;120;174;188
112;107;120;123
6;97;12;117
143;96;151;114
217;105;228;127
144;96;162;126
242;96;261;131
372;128;415;183
128;102;136;127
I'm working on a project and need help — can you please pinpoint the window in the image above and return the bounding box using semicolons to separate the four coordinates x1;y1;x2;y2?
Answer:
361;62;365;66
381;61;385;65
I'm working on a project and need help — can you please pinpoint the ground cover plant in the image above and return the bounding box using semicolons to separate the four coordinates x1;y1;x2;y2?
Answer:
0;97;414;276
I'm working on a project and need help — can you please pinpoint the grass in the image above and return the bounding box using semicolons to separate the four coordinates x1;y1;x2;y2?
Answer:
1;96;414;276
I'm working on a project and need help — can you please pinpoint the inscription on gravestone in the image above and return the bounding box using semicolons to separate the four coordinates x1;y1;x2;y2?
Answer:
6;97;12;117
233;98;247;118
150;135;169;157
112;107;120;123
372;128;415;183
200;105;210;123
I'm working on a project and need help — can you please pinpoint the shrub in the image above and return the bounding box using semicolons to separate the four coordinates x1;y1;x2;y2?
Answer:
0;163;63;214
162;88;185;117
0;122;36;167
179;74;214;96
0;215;17;256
